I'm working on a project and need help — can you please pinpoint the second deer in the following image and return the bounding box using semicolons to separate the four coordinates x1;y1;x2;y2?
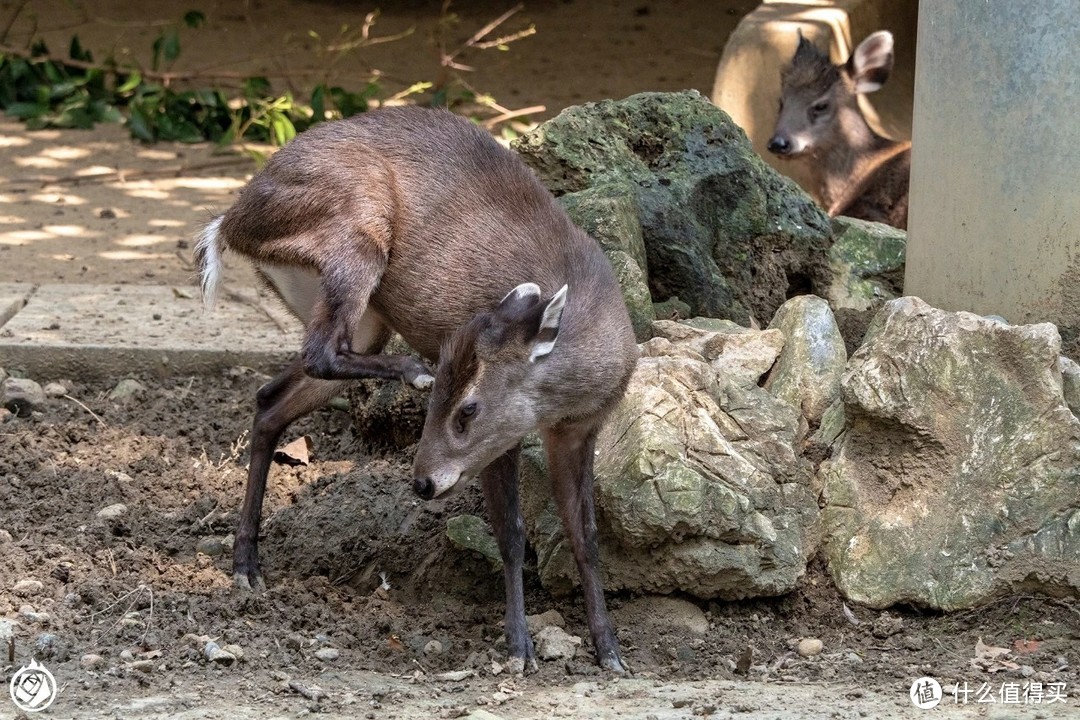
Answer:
768;30;910;229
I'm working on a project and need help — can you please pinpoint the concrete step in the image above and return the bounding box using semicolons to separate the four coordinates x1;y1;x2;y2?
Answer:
0;283;302;380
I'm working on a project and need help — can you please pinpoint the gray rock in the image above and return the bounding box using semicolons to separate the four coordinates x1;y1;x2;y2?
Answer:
423;639;444;656
616;596;709;636
80;653;106;670
821;297;1080;609
764;295;847;422
0;529;11;544
525;609;566;635
446;515;502;568
203;641;236;665
96;503;128;522
534;625;581;661
108;378;146;401
652;296;692;321
514;91;832;326
646;319;784;387
42;382;67;398
13;579;43;597
314;647;340;662
826;217;906;313
36;632;70;661
2;377;46;416
797;638;823;657
558;187;653;341
521;352;820;599
195;537;224;557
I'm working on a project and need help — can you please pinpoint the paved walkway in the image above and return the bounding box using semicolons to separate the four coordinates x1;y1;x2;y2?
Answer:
0;283;301;378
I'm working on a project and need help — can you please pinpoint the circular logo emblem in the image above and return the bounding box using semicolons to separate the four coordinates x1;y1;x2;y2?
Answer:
909;676;942;709
9;659;57;712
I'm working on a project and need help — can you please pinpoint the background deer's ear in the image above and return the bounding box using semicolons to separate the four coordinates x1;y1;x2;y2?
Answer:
529;285;567;362
848;30;894;94
497;282;542;317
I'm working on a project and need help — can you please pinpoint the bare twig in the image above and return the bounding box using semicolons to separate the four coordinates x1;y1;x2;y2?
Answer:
0;0;30;45
481;104;543;129
439;3;532;72
62;394;107;428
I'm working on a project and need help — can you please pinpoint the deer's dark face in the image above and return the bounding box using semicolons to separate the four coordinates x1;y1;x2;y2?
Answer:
411;283;567;499
768;35;846;158
768;31;895;159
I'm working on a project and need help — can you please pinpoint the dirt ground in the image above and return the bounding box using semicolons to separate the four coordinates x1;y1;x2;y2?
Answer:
1;2;1079;719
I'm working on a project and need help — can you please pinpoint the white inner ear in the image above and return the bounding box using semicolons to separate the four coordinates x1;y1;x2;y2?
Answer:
502;282;541;305
852;30;894;94
530;284;568;362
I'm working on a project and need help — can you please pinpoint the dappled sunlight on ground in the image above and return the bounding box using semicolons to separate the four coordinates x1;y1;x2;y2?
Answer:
0;120;253;285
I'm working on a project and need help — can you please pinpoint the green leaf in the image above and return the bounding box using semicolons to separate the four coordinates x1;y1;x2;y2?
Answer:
183;10;206;28
243;76;271;99
126;106;156;141
162;30;181;65
69;36;92;62
310;84;326;121
269;113;295;145
117;70;142;93
5;101;47;119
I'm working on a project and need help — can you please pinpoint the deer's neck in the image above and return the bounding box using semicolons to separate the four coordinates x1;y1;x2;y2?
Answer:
813;106;897;211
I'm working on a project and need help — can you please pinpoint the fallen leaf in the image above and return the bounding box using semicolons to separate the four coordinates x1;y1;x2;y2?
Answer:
971;636;1019;672
975;637;1011;661
274;436;312;465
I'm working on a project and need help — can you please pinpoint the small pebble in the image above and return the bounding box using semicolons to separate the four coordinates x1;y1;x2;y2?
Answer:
108;378;146;401
797;638;824;657
13;579;43;597
0;530;11;544
525;609;566;634
195;537;224;557
204;641;236;665
42;382;67;398
96;503;128;521
19;606;49;624
81;654;106;670
128;660;155;673
222;644;245;661
423;640;444;656
535;626;581;661
119;649;135;662
314;647;340;662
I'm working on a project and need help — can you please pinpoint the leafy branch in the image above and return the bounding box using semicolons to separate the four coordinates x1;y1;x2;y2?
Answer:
0;3;540;147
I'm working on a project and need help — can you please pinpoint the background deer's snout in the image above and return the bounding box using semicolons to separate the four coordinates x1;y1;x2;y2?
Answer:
767;135;792;155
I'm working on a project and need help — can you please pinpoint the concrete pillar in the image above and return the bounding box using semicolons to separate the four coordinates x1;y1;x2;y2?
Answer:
906;1;1080;353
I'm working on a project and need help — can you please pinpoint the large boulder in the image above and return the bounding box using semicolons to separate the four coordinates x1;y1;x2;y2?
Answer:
821;297;1080;610
642;319;784;388
521;351;820;599
514;90;832;327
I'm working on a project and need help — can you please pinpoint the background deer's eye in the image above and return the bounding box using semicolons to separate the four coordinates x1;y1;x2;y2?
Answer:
811;101;830;116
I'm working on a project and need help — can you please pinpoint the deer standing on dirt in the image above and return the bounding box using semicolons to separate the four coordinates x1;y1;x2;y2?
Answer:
768;30;910;229
194;106;637;673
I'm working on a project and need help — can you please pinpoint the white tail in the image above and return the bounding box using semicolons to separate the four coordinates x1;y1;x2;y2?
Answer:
194;215;225;309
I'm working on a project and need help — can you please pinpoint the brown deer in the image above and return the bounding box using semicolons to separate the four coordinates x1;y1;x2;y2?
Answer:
768;30;910;229
194;106;637;673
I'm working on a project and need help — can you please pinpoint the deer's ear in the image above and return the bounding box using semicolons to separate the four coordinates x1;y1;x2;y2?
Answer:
497;282;542;316
849;30;894;94
529;285;567;362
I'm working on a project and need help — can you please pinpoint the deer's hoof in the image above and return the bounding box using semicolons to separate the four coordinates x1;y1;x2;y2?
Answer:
232;570;267;594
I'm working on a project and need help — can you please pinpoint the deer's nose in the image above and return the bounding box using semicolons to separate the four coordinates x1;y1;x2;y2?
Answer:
413;476;435;500
767;136;791;155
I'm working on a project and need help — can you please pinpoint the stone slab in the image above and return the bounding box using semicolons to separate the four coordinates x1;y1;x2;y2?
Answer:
0;283;35;328
0;284;302;379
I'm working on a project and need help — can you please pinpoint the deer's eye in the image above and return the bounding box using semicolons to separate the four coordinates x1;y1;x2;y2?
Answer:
455;402;478;434
810;101;830;117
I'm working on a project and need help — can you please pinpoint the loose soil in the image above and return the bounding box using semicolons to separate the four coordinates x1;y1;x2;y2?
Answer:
1;2;1078;718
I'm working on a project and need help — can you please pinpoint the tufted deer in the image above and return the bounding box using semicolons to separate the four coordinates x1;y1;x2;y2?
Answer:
194;106;637;673
768;30;910;229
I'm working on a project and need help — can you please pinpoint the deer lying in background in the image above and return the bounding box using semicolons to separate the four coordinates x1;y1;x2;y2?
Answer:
194;106;637;673
768;30;910;229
